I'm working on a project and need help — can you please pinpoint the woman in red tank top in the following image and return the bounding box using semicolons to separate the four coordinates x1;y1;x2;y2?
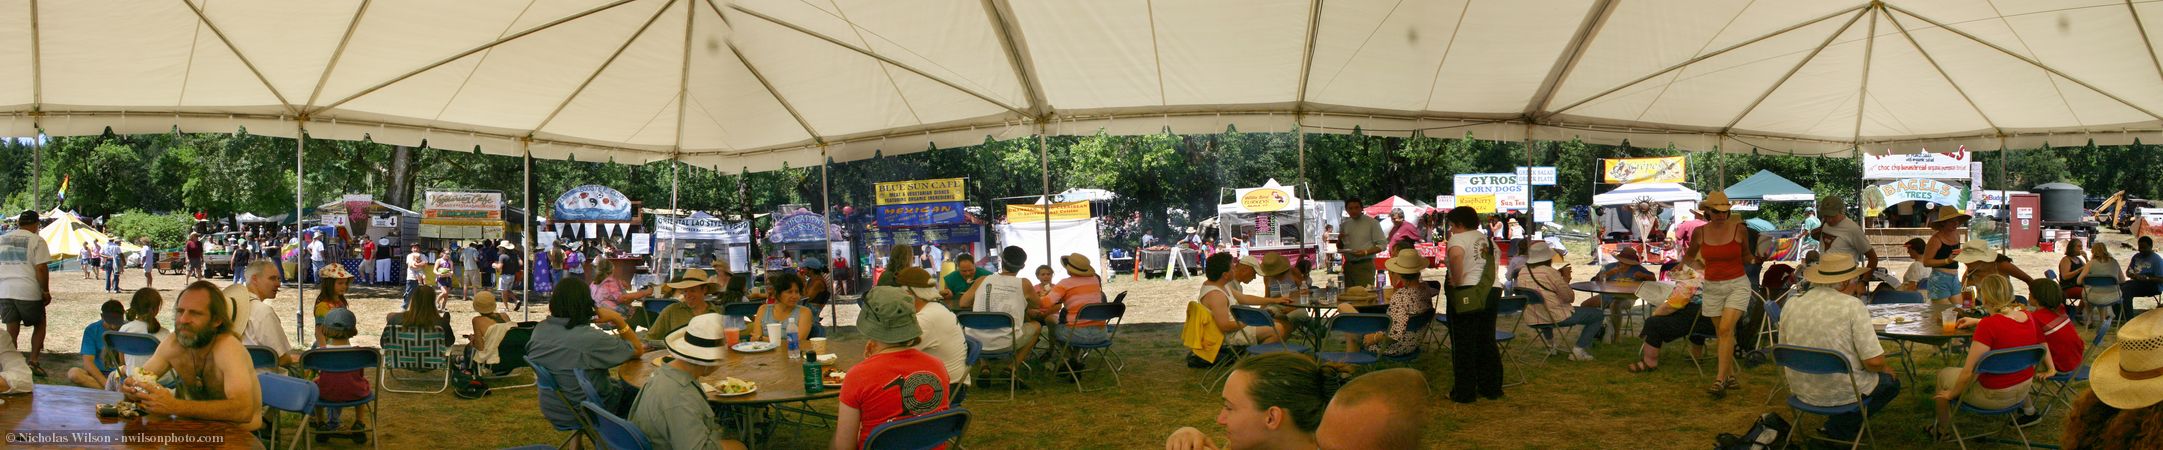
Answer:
1683;192;1757;399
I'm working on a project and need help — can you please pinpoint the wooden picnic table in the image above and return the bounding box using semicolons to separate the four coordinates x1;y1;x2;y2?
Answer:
0;385;264;449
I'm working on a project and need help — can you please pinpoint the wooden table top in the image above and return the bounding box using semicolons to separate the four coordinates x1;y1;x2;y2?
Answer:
1868;303;1973;340
0;385;263;449
1569;281;1642;295
618;338;867;405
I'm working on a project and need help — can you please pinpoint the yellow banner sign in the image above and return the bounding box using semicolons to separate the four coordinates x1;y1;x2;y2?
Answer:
1006;201;1092;222
1602;157;1688;184
1459;194;1497;213
1238;187;1294;213
875;178;966;205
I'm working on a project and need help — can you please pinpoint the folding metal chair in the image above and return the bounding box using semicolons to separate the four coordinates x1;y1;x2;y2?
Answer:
1770;345;1877;450
862;408;971;450
257;372;319;450
1949;344;2048;449
246;345;281;371
299;347;381;450
1053;302;1127;392
1382;309;1435;365
1313;313;1390;366
526;357;599;449
582;401;652;450
954;311;1025;402
2038;318;2112;418
1494;292;1533;387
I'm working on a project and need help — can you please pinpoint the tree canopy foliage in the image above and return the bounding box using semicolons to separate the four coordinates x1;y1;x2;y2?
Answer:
3;128;2155;240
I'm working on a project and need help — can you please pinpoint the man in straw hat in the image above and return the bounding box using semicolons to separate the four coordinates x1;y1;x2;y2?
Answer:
1776;252;1899;442
629;314;749;450
895;268;970;386
645;268;727;341
493;240;523;309
832;289;950;449
2062;309;2163;446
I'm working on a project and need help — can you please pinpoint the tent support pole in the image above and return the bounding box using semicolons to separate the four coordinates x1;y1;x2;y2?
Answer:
819;144;831;275
294;121;308;349
1297;122;1307;268
670;158;680;277
521;139;533;321
1525;131;1536;252
1037;123;1051;272
30;125;40;212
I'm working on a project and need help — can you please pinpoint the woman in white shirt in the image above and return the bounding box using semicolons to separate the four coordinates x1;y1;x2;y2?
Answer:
1442;206;1504;403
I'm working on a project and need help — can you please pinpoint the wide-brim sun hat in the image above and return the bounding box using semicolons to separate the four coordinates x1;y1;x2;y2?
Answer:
472;291;498;314
1338;286;1378;302
1062;253;1096;277
1615;247;1642;265
664;314;728;366
1384;249;1427;275
664;268;721;291
1801;252;1864;284
1930;207;1972;225
1952;239;1999;264
318;264;353;279
2091;309;2163;409
1524;242;1557;265
1258;253;1292;277
498;241;518;251
1701;191;1734;213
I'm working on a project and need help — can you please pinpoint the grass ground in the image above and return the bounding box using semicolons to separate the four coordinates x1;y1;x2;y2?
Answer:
28;317;2092;449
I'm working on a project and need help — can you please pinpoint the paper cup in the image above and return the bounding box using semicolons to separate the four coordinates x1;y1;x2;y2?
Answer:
808;337;828;354
765;323;784;345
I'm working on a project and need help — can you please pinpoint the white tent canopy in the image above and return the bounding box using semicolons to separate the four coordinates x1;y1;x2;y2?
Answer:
1594;182;1704;206
7;0;2163;172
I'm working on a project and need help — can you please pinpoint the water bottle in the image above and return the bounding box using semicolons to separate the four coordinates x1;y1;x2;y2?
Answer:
802;351;824;393
786;333;801;359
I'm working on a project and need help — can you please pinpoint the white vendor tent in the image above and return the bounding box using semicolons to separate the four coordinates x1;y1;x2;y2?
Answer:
1594;182;1704;207
7;0;2163;170
998;218;1105;284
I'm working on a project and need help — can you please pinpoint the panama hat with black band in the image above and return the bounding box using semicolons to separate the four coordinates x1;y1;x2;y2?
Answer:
664;314;728;365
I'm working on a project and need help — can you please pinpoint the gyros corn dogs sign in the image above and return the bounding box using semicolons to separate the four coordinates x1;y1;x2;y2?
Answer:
1454;173;1529;213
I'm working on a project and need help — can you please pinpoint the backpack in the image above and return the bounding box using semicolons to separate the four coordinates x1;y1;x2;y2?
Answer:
1714;413;1790;449
451;361;491;399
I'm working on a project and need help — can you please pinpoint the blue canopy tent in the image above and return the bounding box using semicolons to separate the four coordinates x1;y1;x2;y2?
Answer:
1722;170;1816;211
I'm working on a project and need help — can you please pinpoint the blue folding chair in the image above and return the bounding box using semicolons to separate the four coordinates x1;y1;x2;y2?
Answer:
104;331;161;359
863;408;971;450
1517;289;1572;362
952;336;981;406
257;372;319;450
1313;313;1390;366
246;345;280;370
527;357;598;449
1494;291;1537;386
1230;306;1311;355
1950;344;2048;448
1771;345;1877;449
1382;310;1435;364
954;312;1025;402
720;301;763;321
582;401;652;450
1054;302;1128;392
2040;318;2112;417
640;298;679;327
1870;290;1926;305
300;347;381;450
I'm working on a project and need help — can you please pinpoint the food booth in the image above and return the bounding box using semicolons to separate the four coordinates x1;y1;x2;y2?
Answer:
765;205;843;272
1214;179;1325;267
1592;182;1701;265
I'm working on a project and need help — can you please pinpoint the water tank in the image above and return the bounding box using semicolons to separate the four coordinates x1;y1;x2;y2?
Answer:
2033;182;2085;223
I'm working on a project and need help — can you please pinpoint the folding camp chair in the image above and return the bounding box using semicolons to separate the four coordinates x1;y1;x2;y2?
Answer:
380;324;451;394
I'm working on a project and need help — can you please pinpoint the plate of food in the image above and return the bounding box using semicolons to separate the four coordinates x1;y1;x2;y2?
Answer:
822;370;847;387
732;341;778;353
706;377;758;397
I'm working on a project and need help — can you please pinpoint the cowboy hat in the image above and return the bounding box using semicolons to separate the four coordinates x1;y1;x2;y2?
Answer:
1952;239;1999;264
664;314;729;366
221;284;255;338
1337;286;1378;302
1384;249;1427;275
2091;309;2163;409
664;268;721;290
472;291;498;314
1700;191;1733;213
498;241;517;251
1258;253;1292;277
1614;246;1643;265
317;264;353;279
1930;207;1972;225
1801;251;1865;284
1061;253;1096;277
1524;241;1558;265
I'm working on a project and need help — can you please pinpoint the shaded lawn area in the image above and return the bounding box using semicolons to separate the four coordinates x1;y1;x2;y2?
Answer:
30;321;2077;449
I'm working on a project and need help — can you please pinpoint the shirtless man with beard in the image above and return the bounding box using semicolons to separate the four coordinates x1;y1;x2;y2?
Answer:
120;280;263;430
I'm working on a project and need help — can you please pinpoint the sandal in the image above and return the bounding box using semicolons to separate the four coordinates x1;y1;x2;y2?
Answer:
1627;361;1659;373
1706;377;1737;399
1924;423;1954;442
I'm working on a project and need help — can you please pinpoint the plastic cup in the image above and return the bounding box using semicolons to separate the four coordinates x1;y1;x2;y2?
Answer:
723;328;740;348
809;337;828;354
765;323;784;345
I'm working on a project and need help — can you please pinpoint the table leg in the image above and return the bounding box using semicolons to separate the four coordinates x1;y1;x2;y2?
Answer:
1605;298;1627;344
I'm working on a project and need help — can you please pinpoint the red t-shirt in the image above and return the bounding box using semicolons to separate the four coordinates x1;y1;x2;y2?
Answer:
1973;314;2045;389
2027;308;2085;374
841;349;950;448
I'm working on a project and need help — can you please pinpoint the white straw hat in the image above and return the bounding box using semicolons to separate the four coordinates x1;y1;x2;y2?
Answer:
2093;310;2163;409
